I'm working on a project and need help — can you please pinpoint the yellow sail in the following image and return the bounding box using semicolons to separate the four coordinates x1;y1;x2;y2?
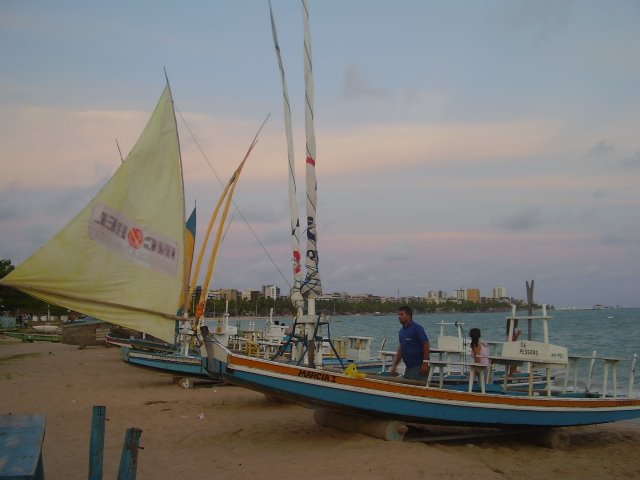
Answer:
178;205;197;316
0;85;186;343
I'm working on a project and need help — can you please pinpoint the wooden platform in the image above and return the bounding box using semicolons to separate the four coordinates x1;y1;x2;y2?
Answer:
0;414;46;479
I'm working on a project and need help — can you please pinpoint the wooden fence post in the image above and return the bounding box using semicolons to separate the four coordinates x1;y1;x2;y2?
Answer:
88;405;106;480
117;428;143;480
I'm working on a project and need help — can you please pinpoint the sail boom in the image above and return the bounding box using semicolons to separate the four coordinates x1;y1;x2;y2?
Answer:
0;282;182;321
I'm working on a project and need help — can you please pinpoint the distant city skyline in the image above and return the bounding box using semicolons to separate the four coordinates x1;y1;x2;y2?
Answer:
208;282;621;309
211;283;532;304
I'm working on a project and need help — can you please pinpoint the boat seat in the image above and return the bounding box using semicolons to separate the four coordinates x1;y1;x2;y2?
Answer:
427;359;489;393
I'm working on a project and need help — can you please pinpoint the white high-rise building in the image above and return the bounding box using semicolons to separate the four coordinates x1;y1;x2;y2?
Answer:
262;284;280;299
492;287;508;299
454;288;466;301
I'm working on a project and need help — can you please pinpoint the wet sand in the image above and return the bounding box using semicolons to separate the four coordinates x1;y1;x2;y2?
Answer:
1;337;639;479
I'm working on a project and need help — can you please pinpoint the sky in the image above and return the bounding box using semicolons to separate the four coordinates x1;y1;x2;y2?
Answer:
1;1;639;309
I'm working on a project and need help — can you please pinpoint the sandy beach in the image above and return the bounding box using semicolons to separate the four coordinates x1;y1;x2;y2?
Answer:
1;337;639;479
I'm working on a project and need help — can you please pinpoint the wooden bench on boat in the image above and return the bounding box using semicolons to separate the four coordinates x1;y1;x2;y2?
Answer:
380;348;474;370
563;352;638;398
486;355;566;396
228;336;283;359
427;359;490;393
340;358;490;393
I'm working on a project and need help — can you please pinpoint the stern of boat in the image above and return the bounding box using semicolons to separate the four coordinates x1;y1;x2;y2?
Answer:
200;326;230;376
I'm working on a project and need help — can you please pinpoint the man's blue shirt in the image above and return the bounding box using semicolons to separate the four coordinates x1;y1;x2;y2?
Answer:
399;321;429;368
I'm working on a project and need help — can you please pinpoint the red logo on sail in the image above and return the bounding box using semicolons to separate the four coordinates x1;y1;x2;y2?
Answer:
293;250;302;274
128;227;145;249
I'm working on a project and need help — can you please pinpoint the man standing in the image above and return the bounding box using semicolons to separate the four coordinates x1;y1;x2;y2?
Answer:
391;306;430;381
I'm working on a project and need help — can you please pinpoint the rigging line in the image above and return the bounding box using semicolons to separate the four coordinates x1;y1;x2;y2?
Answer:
115;139;124;163
175;106;292;289
221;214;234;243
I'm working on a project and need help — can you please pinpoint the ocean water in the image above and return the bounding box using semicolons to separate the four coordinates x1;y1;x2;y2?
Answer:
235;307;640;395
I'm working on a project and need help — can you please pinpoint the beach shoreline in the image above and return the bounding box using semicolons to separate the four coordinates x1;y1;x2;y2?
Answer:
1;337;639;479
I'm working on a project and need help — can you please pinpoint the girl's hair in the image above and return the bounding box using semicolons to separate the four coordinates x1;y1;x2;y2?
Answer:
469;327;481;349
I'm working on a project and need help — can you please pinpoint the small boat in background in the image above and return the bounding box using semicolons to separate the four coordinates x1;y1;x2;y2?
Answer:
2;331;62;343
32;324;60;333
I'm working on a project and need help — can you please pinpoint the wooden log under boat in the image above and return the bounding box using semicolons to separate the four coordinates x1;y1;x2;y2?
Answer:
313;408;408;442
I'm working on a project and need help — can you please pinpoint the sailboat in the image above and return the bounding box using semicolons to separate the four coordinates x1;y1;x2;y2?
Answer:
0;81;254;386
201;0;640;430
1;85;188;344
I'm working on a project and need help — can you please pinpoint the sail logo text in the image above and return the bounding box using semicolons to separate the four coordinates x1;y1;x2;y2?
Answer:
297;370;337;382
89;203;179;276
95;211;176;260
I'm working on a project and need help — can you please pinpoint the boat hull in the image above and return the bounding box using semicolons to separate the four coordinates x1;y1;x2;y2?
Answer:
2;331;62;343
122;347;214;379
106;333;174;352
204;341;640;428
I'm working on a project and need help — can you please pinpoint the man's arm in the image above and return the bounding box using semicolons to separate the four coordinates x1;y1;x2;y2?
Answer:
391;346;402;373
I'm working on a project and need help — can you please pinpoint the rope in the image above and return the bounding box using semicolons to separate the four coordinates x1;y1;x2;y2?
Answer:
175;105;291;289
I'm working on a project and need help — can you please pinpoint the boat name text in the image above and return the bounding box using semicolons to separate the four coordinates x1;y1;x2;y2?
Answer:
519;347;539;356
297;370;337;382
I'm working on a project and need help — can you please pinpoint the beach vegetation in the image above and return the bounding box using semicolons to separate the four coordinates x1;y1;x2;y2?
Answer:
0;258;67;316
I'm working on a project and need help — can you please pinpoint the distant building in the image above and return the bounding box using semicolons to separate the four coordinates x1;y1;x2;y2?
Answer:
219;289;240;303
320;292;350;301
206;289;221;300
466;288;481;303
208;289;240;303
348;294;382;304
193;286;202;302
492;287;508;299
453;288;466;301
242;289;261;301
262;285;280;300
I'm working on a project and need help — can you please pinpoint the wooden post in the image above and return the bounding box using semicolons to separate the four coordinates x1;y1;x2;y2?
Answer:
628;353;637;397
88;405;106;480
526;280;534;341
117;428;142;480
587;350;597;393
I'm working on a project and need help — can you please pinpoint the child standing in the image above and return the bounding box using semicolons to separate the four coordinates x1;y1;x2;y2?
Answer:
469;328;489;366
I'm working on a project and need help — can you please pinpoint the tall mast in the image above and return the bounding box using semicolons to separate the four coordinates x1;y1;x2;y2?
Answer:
269;1;304;311
301;0;322;300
